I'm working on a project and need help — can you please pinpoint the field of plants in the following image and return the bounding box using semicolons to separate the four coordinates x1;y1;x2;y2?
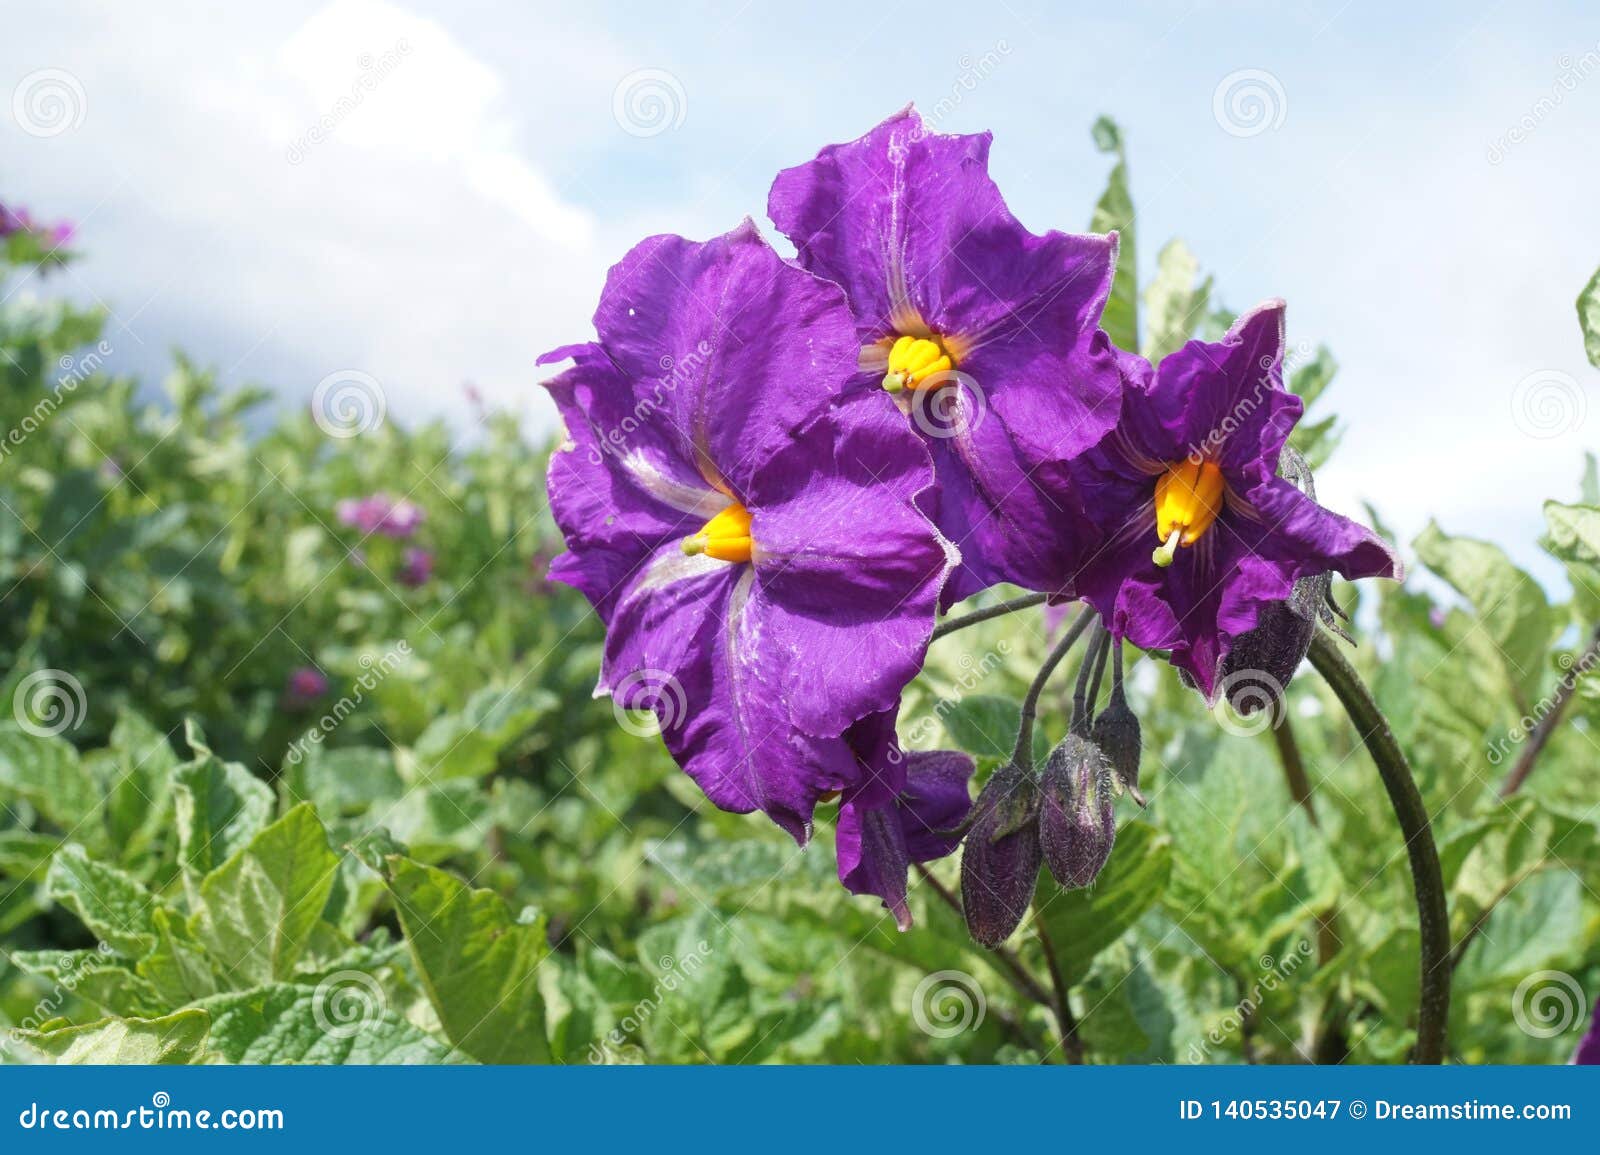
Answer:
3;116;1599;1067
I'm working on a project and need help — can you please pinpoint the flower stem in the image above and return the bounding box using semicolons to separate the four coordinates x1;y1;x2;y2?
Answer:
912;864;1052;1006
1498;622;1600;797
929;592;1049;642
1033;920;1086;1064
1307;631;1450;1064
1012;608;1094;767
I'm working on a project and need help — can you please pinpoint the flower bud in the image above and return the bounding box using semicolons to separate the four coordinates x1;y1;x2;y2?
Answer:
1038;735;1117;889
1090;690;1142;796
1217;447;1345;714
958;762;1041;948
1218;572;1325;715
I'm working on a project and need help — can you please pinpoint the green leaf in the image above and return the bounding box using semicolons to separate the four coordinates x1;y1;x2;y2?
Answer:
409;685;555;781
0;830;58;881
101;709;178;854
1578;265;1600;369
1033;822;1173;986
191;803;340;986
171;735;273;877
1413;521;1558;700
16;1010;210;1064
1141;239;1211;362
9;948;165;1017
199;984;461;1064
0;724;99;830
44;844;162;955
382;854;552;1063
1090;116;1137;352
937;694;1020;760
284;745;403;817
138;906;222;1005
1541;500;1600;569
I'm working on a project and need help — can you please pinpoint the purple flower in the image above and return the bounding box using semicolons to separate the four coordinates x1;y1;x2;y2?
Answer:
398;546;433;587
539;222;954;841
768;106;1123;606
834;711;974;929
335;492;425;539
284;666;328;708
1058;302;1400;698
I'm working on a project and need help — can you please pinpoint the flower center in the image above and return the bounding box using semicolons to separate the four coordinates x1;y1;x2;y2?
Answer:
881;335;955;393
1152;460;1224;567
681;501;753;564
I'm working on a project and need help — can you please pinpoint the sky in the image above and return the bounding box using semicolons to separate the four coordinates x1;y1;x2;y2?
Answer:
3;0;1598;587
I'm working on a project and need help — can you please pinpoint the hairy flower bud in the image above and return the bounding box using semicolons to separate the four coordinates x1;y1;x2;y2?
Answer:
1218;447;1344;713
959;763;1041;948
1038;735;1117;889
1090;690;1142;796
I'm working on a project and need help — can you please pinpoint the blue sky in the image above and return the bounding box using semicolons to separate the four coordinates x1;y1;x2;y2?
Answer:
4;0;1599;585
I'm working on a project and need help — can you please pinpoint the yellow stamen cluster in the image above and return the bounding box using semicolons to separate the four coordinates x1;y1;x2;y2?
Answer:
682;501;753;564
1152;460;1224;567
881;335;954;393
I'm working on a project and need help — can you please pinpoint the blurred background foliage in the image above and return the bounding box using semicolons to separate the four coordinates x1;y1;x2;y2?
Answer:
2;123;1598;1065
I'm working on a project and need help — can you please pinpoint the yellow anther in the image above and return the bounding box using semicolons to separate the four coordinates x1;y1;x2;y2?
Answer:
881;334;955;393
681;501;753;564
1152;460;1224;566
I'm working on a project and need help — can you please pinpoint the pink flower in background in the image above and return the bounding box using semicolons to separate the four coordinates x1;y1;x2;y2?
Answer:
335;492;425;539
398;546;433;587
284;666;328;709
0;200;74;248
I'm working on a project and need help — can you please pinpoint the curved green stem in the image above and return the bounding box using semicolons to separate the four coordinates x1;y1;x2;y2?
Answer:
1308;631;1450;1064
1011;608;1093;767
930;592;1048;643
